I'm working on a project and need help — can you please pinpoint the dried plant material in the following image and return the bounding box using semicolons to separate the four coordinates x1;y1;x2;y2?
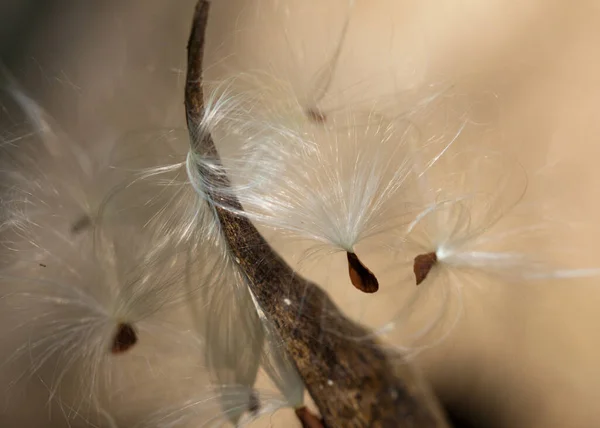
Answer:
347;251;379;293
0;70;216;418
247;390;261;415
258;315;305;409
195;78;416;267
199;256;265;425
71;214;92;234
295;406;325;428
306;108;327;123
414;251;438;285
111;322;138;354
185;2;449;426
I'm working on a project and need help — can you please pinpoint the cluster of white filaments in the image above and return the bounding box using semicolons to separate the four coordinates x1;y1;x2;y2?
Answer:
2;3;600;427
0;78;307;427
186;61;600;355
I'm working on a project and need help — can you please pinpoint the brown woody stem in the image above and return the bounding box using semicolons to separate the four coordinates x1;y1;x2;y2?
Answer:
184;2;450;427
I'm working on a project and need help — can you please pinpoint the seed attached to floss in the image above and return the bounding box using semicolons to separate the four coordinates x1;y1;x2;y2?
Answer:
295;406;325;428
71;214;92;235
413;252;438;286
247;390;260;415
111;322;138;354
347;251;379;293
306;108;327;123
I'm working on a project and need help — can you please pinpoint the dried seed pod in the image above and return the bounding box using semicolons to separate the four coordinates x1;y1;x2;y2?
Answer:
347;251;379;293
413;252;438;285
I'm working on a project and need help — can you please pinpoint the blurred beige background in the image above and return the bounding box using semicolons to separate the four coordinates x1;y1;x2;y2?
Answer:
2;1;600;427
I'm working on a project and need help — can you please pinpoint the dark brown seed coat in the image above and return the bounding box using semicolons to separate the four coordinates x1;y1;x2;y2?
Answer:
413;252;438;285
111;323;137;354
347;251;379;293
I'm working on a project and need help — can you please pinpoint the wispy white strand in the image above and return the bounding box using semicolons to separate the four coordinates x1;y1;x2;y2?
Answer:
0;83;227;424
199;258;265;425
137;385;292;428
251;300;305;410
370;145;600;352
187;74;422;261
110;119;307;426
307;0;355;112
104;131;279;427
5;8;599;424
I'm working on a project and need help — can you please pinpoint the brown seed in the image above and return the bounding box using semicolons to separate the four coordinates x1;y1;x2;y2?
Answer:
347;251;379;293
413;252;438;285
111;323;138;354
295;406;325;428
248;390;260;415
71;214;92;234
306;108;327;123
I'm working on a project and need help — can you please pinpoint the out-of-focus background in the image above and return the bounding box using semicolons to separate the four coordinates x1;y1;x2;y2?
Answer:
2;1;600;427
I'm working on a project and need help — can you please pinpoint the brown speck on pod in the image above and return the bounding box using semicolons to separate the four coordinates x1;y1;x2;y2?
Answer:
413;252;438;285
38;263;46;267
295;406;325;428
306;108;327;123
248;390;260;415
347;251;379;293
111;323;138;354
71;214;92;234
